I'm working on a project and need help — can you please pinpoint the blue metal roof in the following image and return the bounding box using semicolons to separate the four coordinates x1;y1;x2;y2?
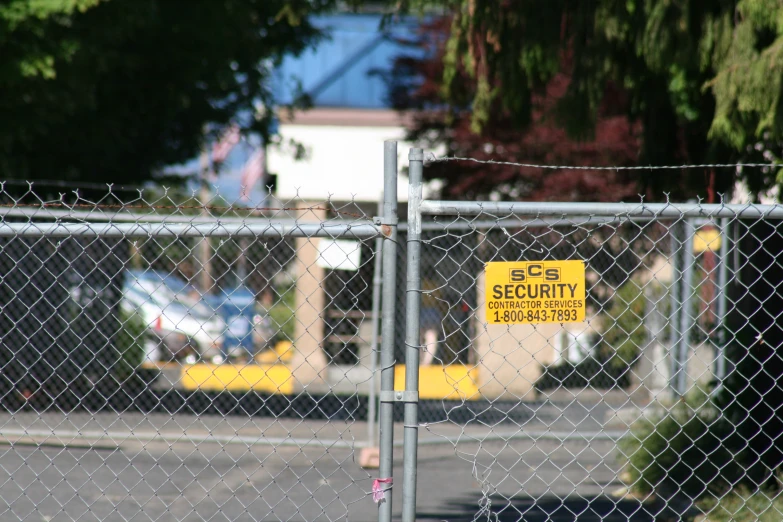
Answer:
273;14;422;109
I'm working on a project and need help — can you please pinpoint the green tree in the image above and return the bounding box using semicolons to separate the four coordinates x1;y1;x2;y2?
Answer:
0;0;331;184
393;0;783;195
114;306;148;381
383;0;783;499
598;281;648;372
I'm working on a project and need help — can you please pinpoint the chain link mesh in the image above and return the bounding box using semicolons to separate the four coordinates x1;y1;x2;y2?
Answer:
3;176;783;522
0;183;384;521
406;202;783;522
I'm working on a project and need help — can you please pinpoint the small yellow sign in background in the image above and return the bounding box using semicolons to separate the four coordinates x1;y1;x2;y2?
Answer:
694;227;721;253
485;260;586;324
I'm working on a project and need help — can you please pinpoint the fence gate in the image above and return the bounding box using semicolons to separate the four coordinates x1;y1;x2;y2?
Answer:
0;180;392;522
2;149;783;522
395;150;783;522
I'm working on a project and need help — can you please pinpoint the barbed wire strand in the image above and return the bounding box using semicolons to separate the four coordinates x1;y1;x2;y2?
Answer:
425;153;778;170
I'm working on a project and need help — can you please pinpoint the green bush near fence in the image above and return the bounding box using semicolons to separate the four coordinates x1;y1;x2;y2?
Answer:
619;390;744;501
696;488;783;522
114;308;148;380
597;281;649;372
268;282;296;343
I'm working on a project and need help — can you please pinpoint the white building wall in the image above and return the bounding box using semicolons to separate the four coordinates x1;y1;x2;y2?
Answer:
267;123;416;204
731;179;779;204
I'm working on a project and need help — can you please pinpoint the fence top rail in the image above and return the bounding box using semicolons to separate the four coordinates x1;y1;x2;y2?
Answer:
418;200;783;219
0;220;381;238
403;216;662;231
0;207;371;226
0;204;368;220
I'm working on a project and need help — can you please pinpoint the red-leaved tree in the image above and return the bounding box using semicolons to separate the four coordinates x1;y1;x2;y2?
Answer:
386;17;656;202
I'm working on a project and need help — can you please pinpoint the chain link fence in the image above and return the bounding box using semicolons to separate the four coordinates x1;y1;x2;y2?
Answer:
398;151;783;522
2;148;783;522
0;181;387;521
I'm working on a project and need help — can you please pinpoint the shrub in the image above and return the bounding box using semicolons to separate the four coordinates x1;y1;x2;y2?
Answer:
114;308;148;381
697;488;783;522
619;390;744;502
268;282;296;343
597;280;649;372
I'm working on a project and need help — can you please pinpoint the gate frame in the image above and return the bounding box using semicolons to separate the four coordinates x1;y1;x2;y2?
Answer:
392;149;781;521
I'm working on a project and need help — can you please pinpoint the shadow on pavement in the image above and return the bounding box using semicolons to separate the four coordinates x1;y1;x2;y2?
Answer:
415;494;661;522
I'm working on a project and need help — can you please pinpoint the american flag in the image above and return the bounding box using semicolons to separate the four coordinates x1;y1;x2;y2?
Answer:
211;124;241;164
240;148;265;201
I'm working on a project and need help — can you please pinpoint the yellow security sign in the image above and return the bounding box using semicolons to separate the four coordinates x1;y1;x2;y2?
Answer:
485;260;586;324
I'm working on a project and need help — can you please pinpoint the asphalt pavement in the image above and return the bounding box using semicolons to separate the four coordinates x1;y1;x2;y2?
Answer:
0;399;657;522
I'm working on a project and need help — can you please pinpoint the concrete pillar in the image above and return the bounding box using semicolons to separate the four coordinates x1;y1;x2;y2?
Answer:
636;284;670;400
686;342;716;393
290;204;329;390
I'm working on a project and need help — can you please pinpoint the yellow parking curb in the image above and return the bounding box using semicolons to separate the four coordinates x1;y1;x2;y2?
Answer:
395;364;479;400
181;363;294;394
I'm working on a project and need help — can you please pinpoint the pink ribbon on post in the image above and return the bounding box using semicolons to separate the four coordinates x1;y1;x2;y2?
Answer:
372;477;393;503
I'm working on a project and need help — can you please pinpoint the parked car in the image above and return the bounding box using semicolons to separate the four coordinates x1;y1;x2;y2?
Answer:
121;270;225;363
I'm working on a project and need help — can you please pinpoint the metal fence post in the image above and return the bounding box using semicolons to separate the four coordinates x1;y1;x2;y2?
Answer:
677;218;696;397
669;220;682;398
377;141;399;522
715;216;730;390
368;196;384;448
401;148;424;522
198;149;214;292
